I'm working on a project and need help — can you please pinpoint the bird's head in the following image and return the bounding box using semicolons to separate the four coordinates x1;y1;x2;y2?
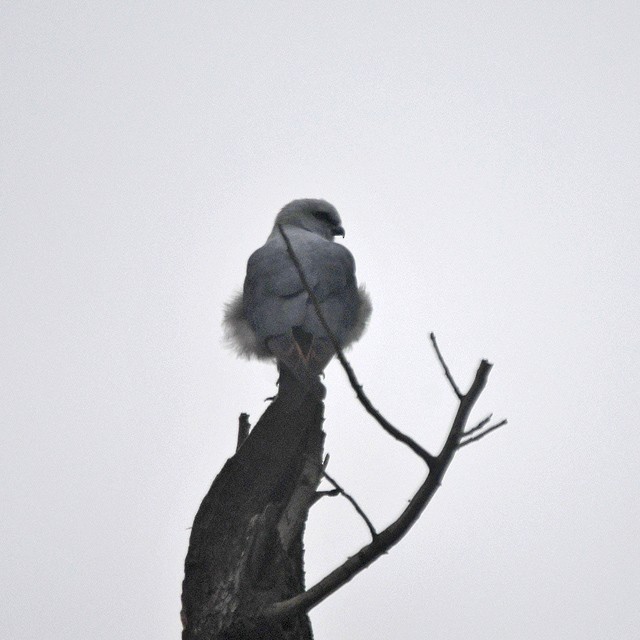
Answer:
274;199;345;241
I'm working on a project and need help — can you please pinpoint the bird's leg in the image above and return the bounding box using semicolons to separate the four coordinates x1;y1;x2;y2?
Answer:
292;339;313;366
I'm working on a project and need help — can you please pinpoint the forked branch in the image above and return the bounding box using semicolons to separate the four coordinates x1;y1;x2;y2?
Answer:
459;419;508;447
262;359;495;622
258;227;507;624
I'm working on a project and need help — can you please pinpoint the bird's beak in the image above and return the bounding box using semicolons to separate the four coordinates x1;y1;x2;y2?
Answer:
332;225;345;238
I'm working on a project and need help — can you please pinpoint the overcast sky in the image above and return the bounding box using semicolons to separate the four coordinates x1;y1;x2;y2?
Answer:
2;2;639;639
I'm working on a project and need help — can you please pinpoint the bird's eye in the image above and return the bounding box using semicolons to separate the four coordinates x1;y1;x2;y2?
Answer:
313;211;331;222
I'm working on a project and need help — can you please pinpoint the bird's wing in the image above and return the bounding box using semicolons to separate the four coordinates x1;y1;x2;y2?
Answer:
241;228;367;384
243;229;360;341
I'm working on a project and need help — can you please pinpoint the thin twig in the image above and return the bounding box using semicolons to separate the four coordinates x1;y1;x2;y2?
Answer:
323;470;377;540
429;333;463;399
277;224;436;469
458;419;508;448
311;489;341;505
463;414;492;438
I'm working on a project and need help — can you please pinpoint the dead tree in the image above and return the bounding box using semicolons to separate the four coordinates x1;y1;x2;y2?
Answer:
181;375;324;639
181;228;506;639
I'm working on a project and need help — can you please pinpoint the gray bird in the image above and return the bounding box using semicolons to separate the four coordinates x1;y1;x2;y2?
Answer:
224;198;371;395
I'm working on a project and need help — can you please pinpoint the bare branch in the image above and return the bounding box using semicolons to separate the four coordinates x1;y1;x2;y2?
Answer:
311;489;341;505
323;470;377;540
236;413;251;452
459;419;508;448
264;225;506;624
277;224;436;469
429;332;463;399
261;359;494;622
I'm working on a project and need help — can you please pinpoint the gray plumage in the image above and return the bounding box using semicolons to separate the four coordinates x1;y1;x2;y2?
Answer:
224;199;371;388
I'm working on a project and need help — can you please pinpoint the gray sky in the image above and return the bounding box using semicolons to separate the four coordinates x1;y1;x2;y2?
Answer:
2;2;639;639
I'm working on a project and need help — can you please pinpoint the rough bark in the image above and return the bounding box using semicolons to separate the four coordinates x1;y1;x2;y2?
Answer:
181;377;325;640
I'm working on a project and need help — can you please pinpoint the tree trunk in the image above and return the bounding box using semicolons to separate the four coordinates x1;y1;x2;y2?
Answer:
181;382;325;639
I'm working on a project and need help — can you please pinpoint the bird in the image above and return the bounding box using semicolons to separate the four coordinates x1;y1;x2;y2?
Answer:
223;198;371;399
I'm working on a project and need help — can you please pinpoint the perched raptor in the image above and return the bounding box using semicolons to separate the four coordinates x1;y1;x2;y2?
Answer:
224;198;371;395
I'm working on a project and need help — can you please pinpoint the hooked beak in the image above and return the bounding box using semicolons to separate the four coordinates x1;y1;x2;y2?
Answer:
332;225;345;238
